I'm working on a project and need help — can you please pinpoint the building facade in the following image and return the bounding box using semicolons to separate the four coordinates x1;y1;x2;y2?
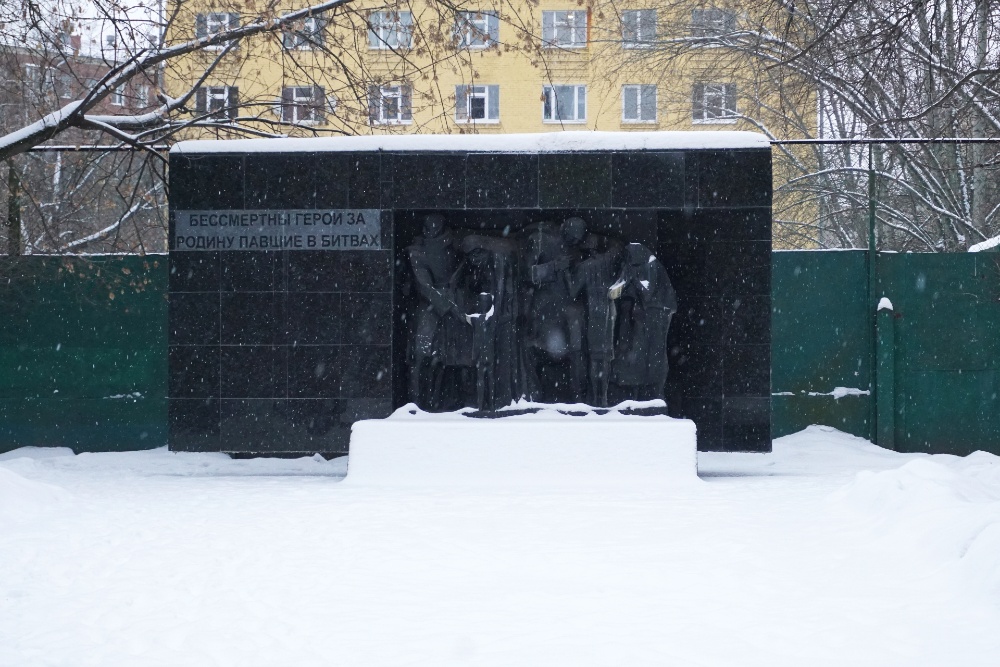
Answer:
162;1;811;140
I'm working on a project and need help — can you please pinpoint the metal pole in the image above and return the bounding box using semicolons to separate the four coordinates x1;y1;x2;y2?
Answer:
867;143;877;444
6;159;21;256
876;303;896;450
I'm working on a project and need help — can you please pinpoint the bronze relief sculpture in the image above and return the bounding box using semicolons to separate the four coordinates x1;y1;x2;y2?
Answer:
405;214;677;411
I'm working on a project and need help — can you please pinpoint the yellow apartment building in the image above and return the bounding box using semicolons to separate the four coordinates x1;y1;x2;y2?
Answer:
162;1;813;140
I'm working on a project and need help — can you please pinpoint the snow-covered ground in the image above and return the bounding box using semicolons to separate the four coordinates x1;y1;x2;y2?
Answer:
1;425;999;666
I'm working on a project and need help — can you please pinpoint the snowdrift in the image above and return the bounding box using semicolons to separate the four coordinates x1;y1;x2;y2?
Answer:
346;404;699;488
829;448;1000;597
0;465;71;523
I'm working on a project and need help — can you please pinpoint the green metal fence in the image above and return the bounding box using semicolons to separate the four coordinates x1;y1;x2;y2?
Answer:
0;256;167;452
0;251;998;455
773;250;1000;455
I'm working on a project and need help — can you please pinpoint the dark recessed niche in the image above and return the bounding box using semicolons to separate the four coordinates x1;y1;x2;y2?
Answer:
168;145;773;454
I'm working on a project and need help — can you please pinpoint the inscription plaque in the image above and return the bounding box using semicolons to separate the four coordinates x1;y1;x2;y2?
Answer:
172;209;381;251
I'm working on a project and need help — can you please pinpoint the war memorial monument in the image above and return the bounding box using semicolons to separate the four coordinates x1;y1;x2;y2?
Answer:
166;132;772;456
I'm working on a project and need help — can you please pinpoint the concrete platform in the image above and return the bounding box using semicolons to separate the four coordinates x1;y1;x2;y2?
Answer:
346;405;699;488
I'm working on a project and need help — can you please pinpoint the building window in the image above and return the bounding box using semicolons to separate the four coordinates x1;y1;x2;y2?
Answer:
57;73;74;99
280;86;326;124
368;84;412;124
136;85;149;107
542;11;588;48
283;15;326;49
195;13;240;48
692;82;737;123
691;8;737;37
368;11;413;49
455;84;499;122
23;63;40;87
542;85;586;123
111;84;126;107
622;84;656;122
454;11;499;48
195;86;239;120
622;9;656;47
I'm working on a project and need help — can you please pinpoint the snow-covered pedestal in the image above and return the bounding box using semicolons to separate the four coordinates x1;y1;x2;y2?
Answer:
346;404;699;487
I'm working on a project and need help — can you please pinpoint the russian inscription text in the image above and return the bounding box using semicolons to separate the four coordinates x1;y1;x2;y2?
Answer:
172;209;381;251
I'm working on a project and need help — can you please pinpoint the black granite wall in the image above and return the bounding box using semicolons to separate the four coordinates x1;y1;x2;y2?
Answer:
168;147;771;453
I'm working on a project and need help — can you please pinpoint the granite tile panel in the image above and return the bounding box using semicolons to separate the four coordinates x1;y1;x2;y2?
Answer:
388;154;466;209
312;153;351;208
286;292;342;345
723;397;771;451
220;399;289;451
221;251;282;292
612;152;684;208
340;346;392;398
169;293;220;345
698;150;772;208
170;154;244;210
706;241;771;296
347;153;382;209
466;154;539;208
723;345;771;397
286;399;350;453
221;346;287;398
168;346;220;398
220;292;282;345
669;343;723;398
342;292;392;345
672;296;723;346
287;251;343;292
168;398;220;451
538;153;612;208
169;251;220;293
245;154;317;209
340;251;393;292
288;346;342;398
723;296;772;345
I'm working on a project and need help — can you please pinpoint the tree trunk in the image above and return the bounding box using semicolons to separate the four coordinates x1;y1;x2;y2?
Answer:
971;0;990;236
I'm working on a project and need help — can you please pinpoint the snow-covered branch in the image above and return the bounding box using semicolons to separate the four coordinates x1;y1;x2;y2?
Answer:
0;0;354;161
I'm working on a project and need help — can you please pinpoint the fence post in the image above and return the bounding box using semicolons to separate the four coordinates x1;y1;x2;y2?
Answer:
5;159;21;256
867;143;878;443
876;298;895;450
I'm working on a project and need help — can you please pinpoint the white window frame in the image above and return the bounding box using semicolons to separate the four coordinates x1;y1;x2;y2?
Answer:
206;13;235;35
204;86;235;119
370;85;412;125
622;9;656;48
281;86;324;124
542;11;588;49
455;84;499;123
622;84;657;123
200;13;239;50
111;84;126;107
136;84;149;107
454;11;497;48
693;82;738;124
542;84;587;123
368;11;413;50
691;8;737;39
283;16;325;50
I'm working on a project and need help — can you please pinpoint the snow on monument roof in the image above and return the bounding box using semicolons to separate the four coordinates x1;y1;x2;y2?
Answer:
171;131;769;154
